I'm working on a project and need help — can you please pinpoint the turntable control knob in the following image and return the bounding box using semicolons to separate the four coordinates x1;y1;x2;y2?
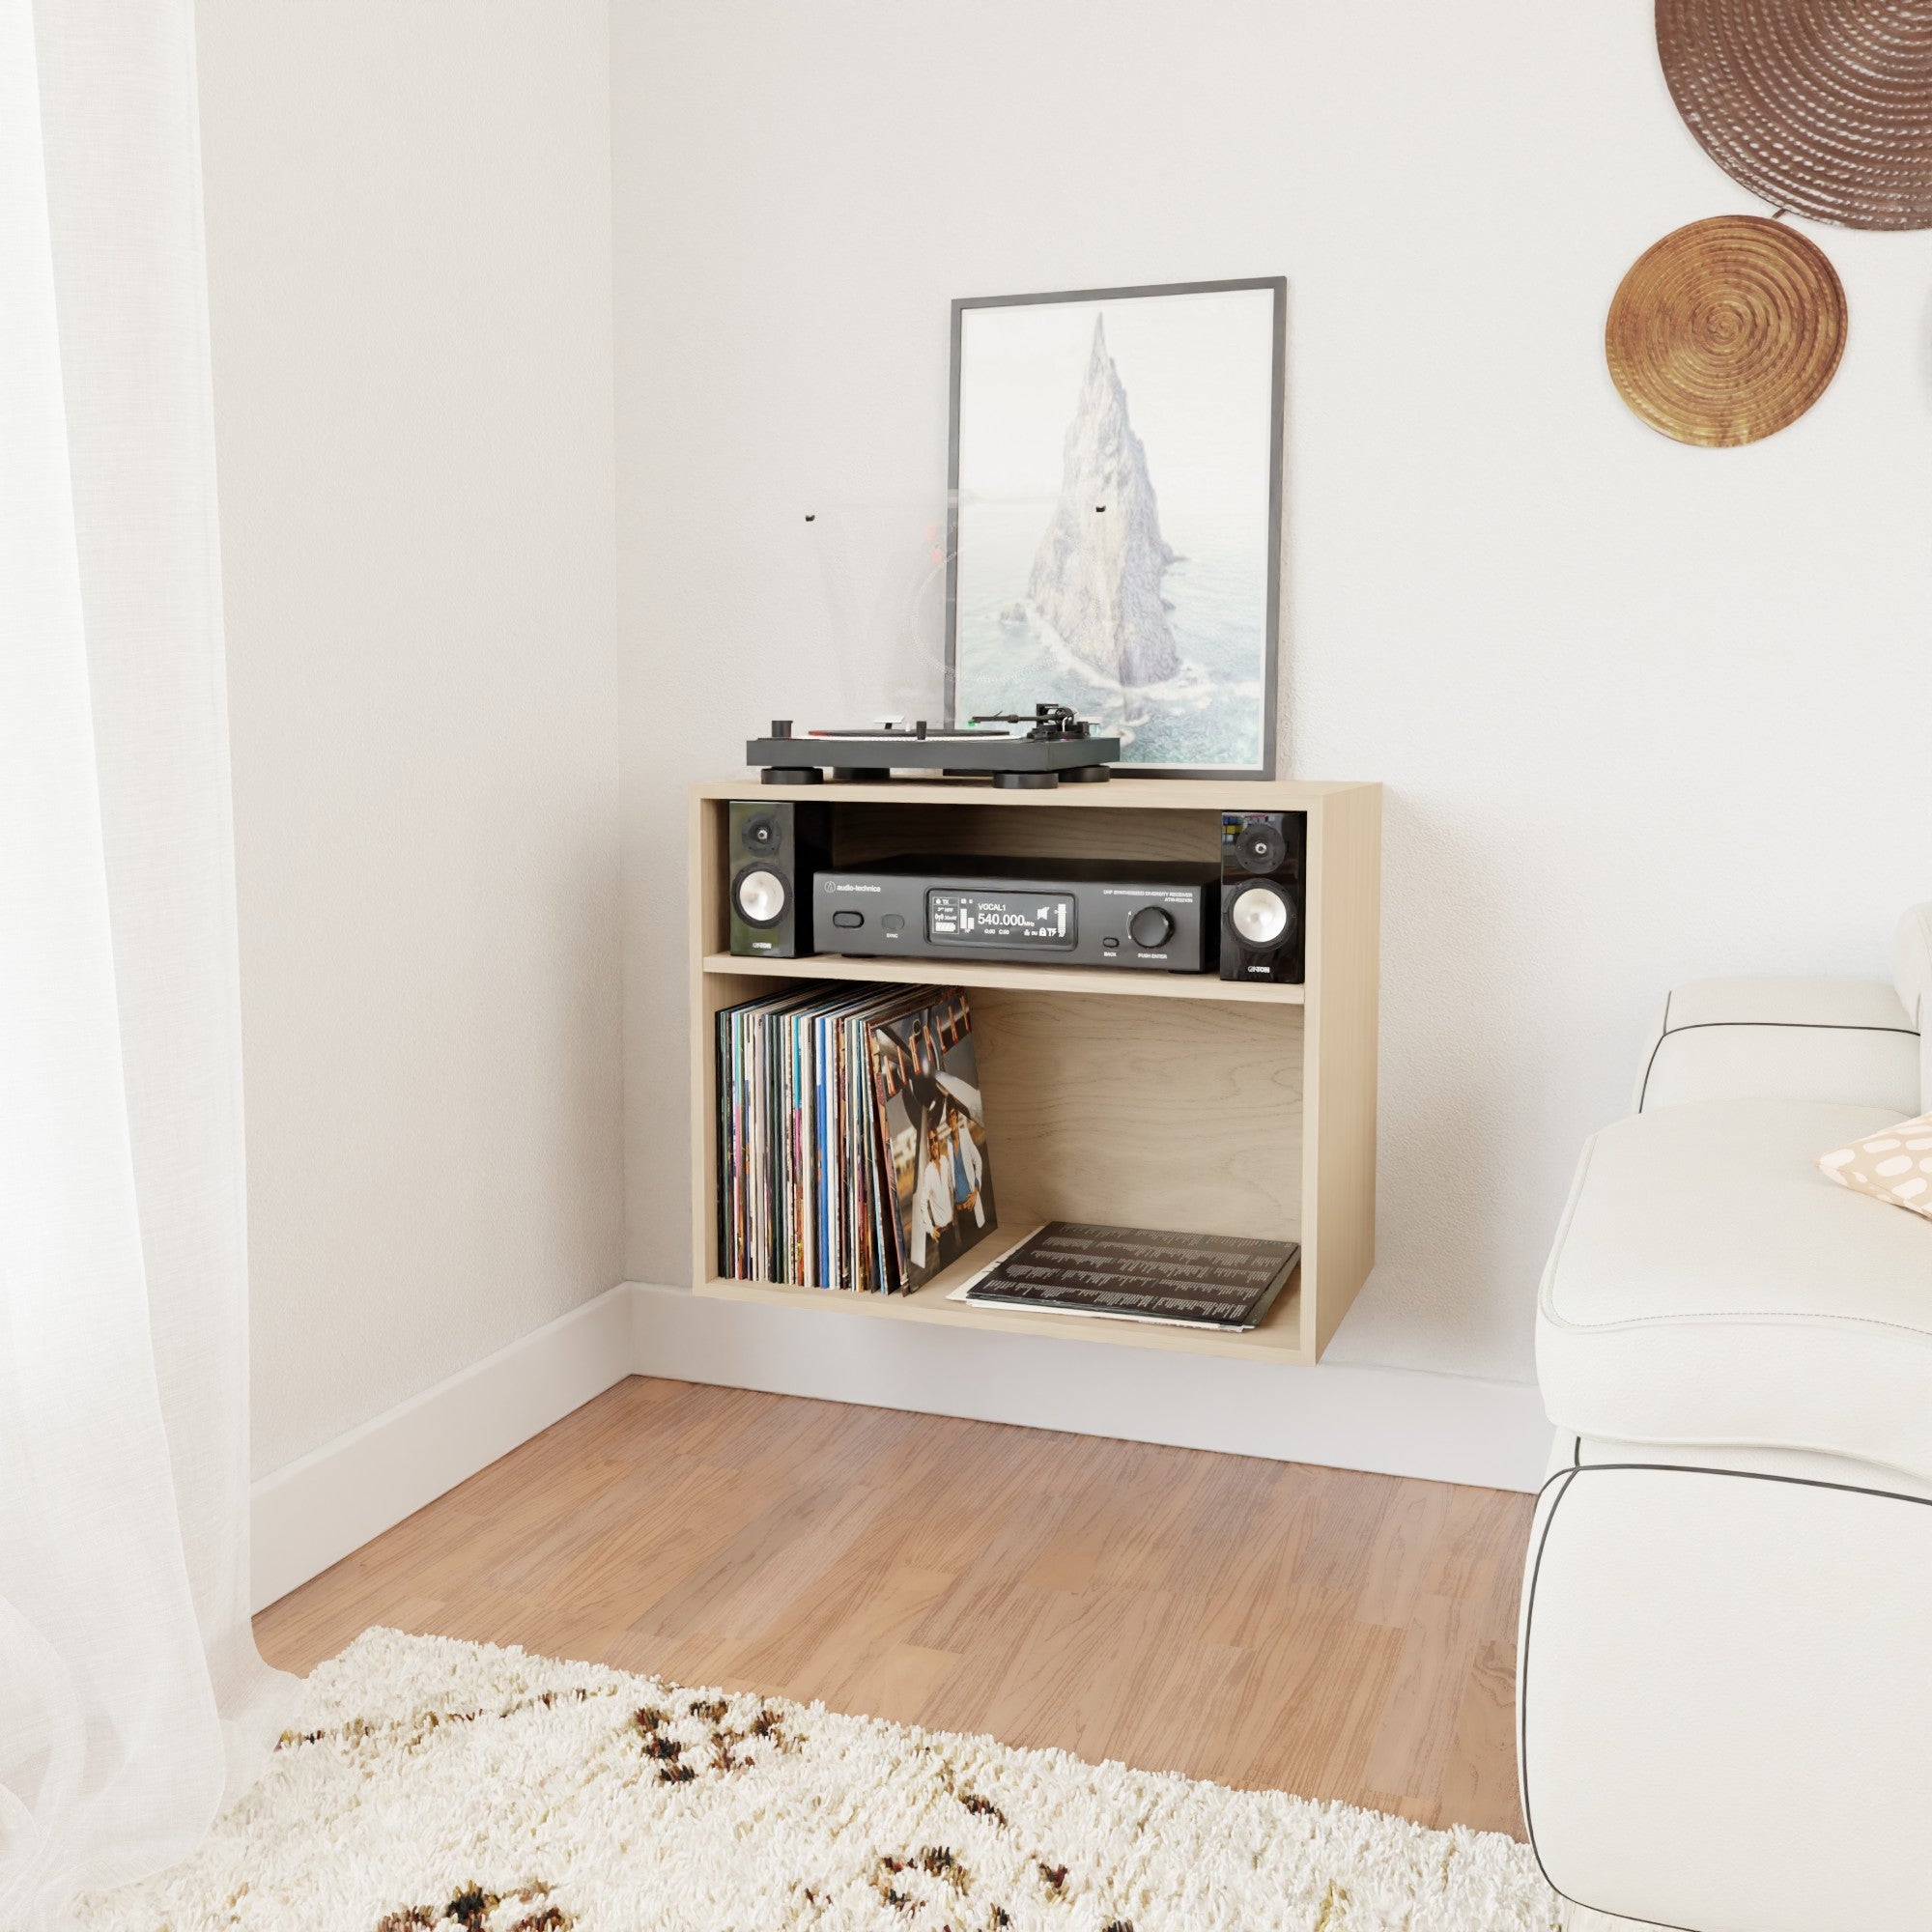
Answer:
1128;905;1175;950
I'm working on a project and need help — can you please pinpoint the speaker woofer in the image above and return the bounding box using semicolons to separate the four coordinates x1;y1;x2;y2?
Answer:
1230;882;1292;947
733;866;788;927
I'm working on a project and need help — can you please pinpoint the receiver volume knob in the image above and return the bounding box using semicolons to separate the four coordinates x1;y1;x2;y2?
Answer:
1127;905;1175;949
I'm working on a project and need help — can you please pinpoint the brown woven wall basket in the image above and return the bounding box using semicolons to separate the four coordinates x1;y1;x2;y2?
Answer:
1658;0;1932;229
1605;215;1848;445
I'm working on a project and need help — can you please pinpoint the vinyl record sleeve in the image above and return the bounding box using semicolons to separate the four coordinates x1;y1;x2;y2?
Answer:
865;989;997;1291
717;983;994;1295
962;1221;1297;1328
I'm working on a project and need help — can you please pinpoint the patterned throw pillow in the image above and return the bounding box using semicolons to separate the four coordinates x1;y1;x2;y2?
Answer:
1819;1114;1932;1221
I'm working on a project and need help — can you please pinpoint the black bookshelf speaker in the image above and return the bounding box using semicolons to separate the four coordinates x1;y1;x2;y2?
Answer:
1218;810;1306;984
727;800;830;958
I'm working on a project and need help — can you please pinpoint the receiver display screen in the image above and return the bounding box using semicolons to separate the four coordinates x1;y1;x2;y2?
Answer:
926;889;1076;949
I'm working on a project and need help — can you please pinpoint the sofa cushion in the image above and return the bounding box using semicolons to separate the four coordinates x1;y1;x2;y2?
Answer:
1537;1097;1932;1483
1634;976;1919;1116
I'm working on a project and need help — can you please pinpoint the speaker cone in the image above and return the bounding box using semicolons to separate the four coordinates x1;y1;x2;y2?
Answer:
1230;882;1291;947
733;867;787;926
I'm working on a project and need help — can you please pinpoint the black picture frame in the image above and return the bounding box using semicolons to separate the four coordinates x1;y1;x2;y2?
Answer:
945;276;1285;781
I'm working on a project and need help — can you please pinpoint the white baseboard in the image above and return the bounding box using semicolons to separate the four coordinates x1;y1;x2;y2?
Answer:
625;1282;1551;1494
249;1285;635;1611
252;1280;1550;1610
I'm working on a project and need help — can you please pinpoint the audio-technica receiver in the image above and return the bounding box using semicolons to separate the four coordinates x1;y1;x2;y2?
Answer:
811;855;1221;975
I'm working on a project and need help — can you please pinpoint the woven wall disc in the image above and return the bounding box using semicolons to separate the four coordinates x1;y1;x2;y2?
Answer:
1605;215;1846;445
1658;0;1932;230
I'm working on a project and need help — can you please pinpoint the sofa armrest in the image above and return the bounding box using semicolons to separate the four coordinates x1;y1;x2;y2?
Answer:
1897;903;1932;1107
1634;977;1919;1115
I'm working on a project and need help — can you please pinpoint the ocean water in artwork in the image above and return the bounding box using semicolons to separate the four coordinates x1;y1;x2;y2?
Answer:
953;497;1269;771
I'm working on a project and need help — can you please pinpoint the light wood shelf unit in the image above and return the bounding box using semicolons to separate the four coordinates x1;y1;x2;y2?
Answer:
688;777;1380;1365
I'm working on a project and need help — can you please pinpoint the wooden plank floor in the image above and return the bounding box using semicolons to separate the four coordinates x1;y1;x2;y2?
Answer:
255;1377;1534;1838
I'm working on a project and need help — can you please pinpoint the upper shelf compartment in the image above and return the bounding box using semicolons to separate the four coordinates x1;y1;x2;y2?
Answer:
690;776;1361;998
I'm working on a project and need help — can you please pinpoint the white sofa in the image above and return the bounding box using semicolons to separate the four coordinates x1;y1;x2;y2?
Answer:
1520;910;1931;1932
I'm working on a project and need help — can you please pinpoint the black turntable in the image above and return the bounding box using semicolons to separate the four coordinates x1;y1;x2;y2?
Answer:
748;703;1119;790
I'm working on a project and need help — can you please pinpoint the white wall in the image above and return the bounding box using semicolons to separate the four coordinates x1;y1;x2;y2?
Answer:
197;0;625;1475
613;0;1932;1394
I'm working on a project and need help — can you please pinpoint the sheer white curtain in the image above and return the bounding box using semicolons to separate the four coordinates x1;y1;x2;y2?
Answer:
1;1;294;1923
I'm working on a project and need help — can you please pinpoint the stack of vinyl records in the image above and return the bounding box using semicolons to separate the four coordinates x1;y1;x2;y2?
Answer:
717;984;997;1293
960;1222;1298;1330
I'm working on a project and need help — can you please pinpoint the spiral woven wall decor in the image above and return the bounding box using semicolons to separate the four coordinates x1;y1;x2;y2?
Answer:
1605;214;1848;444
1657;0;1932;230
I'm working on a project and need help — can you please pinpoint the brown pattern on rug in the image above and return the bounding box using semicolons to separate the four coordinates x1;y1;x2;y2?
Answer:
72;1629;1558;1932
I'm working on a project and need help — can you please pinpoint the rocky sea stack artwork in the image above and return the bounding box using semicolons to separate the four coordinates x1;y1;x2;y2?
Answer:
950;279;1281;775
1026;318;1181;690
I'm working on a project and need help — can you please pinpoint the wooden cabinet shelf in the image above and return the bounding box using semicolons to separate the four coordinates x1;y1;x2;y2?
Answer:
699;952;1304;1005
696;1225;1306;1363
687;777;1379;1365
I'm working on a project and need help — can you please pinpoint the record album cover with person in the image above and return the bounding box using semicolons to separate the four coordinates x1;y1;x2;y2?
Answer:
867;990;995;1289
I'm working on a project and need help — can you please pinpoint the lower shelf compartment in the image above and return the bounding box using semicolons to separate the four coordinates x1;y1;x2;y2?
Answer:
695;1223;1310;1363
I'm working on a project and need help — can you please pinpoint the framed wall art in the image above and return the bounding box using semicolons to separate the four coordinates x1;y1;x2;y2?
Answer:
946;277;1285;780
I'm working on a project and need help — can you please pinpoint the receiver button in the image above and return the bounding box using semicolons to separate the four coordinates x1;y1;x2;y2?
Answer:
1127;906;1175;949
832;910;864;929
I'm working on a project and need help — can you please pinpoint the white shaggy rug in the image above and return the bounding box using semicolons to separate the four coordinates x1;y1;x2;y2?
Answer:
77;1628;1560;1932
